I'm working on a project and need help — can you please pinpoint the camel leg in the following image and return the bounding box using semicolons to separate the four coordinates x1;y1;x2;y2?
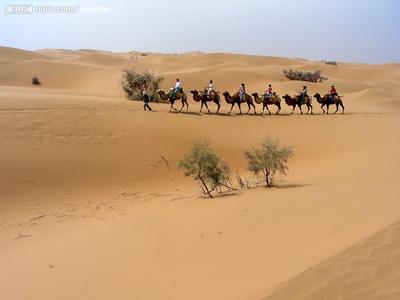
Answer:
252;103;256;114
265;105;271;115
321;104;326;114
299;105;303;115
326;104;330;114
340;103;345;114
179;100;184;112
246;102;251;114
291;105;295;115
334;103;339;114
204;102;210;113
186;100;189;112
229;103;234;113
276;103;281;114
200;102;203;112
170;103;177;112
238;103;242;114
310;104;313;114
215;101;220;114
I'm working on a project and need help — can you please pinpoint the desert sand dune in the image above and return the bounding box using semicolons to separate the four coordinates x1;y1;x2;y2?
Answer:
0;46;399;300
261;221;400;300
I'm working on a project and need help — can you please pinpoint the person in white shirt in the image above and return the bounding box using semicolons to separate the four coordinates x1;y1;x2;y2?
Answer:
172;78;181;100
205;80;214;98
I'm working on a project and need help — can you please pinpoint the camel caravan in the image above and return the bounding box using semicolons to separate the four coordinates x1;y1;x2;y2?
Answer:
156;79;345;115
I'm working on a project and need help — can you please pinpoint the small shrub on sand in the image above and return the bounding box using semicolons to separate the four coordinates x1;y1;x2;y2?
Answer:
283;70;327;82
178;142;233;198
324;61;338;66
244;137;293;187
32;76;41;86
122;70;163;101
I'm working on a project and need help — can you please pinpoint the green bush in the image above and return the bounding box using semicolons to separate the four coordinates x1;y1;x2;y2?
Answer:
283;70;327;82
244;137;293;187
122;70;163;101
178;142;231;198
324;60;338;66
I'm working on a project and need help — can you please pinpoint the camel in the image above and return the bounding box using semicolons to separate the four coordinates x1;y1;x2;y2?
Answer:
282;94;313;114
252;92;281;115
190;90;221;113
313;93;345;114
157;89;189;112
222;91;256;114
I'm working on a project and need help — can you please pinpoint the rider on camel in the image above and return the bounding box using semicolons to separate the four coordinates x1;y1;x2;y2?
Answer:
299;85;307;105
205;80;214;99
329;85;337;103
172;78;181;100
264;84;273;99
239;83;246;101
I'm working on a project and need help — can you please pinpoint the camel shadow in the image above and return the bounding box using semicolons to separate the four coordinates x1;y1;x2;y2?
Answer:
234;112;264;117
169;111;202;116
212;112;235;117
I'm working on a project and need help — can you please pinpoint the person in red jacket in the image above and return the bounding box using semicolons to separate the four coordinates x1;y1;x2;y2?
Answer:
329;85;337;103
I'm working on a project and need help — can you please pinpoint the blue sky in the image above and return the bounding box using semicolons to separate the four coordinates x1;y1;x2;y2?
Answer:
1;0;399;63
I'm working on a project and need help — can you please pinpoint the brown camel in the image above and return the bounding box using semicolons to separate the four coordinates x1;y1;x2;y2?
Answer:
190;90;221;113
252;92;281;115
157;89;189;112
313;93;345;114
222;91;256;114
282;94;313;114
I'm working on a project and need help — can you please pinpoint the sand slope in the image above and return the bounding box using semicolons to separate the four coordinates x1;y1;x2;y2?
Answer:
0;46;400;300
262;221;400;300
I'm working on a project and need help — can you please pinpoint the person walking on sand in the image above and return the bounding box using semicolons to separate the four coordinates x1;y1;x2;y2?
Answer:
239;83;246;101
142;89;152;111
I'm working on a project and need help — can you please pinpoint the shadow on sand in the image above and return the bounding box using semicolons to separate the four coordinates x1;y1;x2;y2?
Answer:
268;183;311;189
169;110;202;116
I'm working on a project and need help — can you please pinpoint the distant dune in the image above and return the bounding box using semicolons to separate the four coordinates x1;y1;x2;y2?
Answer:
0;46;399;300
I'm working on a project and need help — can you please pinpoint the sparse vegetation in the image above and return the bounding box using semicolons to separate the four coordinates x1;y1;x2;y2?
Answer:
324;61;338;66
32;76;41;86
178;142;234;198
122;70;164;101
283;70;327;82
244;137;293;187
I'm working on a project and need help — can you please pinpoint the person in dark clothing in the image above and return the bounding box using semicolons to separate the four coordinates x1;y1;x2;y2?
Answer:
299;85;307;105
239;83;246;101
141;89;152;111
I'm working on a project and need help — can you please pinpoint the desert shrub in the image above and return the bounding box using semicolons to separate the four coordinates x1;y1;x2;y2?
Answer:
324;61;338;66
244;137;293;187
283;70;327;82
32;76;41;86
178;142;233;198
122;70;164;101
